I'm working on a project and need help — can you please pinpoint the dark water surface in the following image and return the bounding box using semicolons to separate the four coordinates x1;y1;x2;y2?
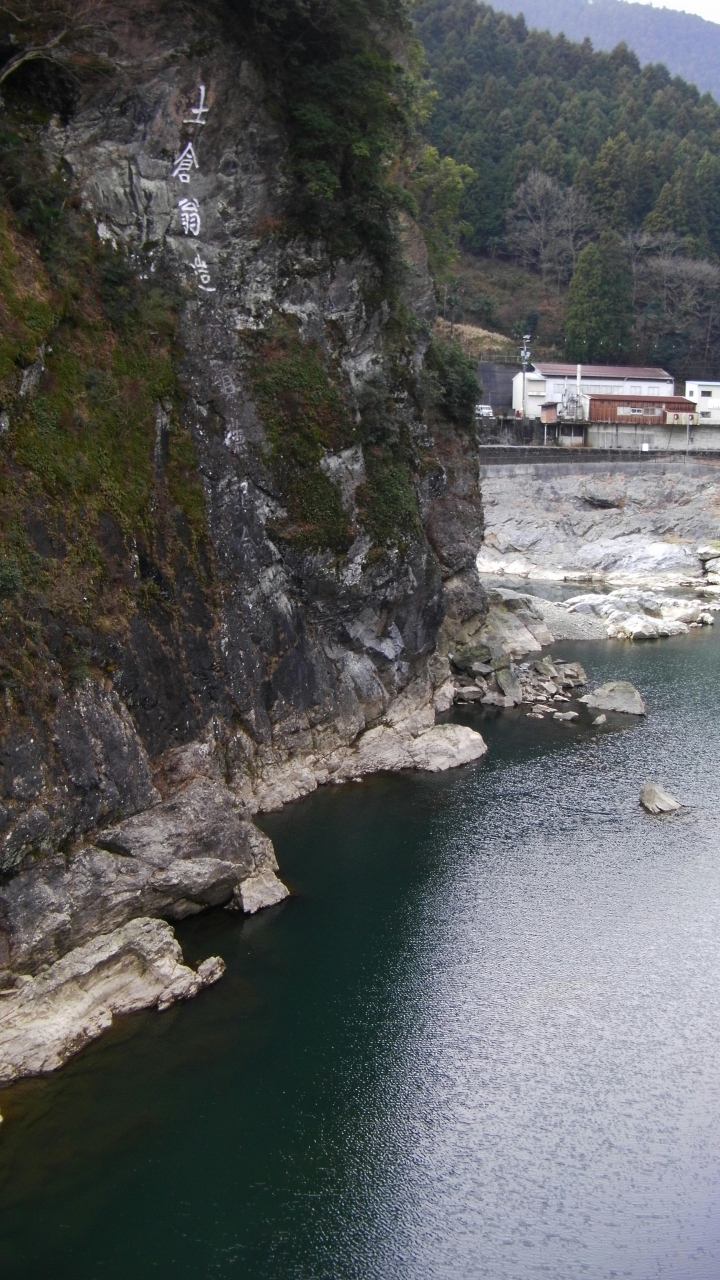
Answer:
1;628;720;1279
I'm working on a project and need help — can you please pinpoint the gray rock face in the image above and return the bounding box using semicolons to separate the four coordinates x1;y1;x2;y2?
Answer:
580;681;647;715
98;778;258;872
461;588;554;661
0;683;159;876
0;918;224;1086
640;781;682;814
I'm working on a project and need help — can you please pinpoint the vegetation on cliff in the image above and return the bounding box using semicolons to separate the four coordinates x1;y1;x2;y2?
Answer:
233;0;419;265
246;325;355;553
0;110;210;711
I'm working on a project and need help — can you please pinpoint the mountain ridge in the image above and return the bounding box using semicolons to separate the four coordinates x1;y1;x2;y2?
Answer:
494;0;720;101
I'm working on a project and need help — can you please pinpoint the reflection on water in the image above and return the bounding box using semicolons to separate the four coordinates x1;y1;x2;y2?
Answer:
0;628;719;1278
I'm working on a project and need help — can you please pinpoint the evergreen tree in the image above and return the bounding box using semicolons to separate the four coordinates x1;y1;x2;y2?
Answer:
564;232;632;361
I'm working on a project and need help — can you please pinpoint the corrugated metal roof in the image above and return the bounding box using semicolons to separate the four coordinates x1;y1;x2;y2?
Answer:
533;363;673;379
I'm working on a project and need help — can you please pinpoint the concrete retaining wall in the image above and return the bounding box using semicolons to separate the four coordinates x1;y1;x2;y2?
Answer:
478;446;720;471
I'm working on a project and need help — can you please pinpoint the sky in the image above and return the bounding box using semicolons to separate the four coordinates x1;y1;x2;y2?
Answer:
631;0;720;19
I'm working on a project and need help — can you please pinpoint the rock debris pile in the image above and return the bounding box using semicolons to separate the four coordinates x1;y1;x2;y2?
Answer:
451;652;588;715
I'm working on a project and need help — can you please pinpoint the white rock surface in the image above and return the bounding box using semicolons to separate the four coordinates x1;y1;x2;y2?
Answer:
237;869;289;914
531;587;719;644
531;597;608;641
336;721;488;776
0;918;224;1086
432;679;456;713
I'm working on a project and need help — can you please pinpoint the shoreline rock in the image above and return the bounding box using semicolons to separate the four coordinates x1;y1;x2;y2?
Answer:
0;777;289;981
0;676;488;1089
0;918;224;1086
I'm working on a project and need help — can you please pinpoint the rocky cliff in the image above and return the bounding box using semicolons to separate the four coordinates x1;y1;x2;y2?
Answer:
0;0;486;1075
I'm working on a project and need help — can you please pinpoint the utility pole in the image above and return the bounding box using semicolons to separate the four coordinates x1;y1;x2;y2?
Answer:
519;334;531;421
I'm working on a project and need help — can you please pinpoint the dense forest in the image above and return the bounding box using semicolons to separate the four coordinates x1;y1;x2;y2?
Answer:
496;0;720;105
415;0;720;374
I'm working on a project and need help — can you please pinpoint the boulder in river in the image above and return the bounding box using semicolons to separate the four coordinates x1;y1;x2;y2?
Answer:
580;681;646;715
640;781;682;815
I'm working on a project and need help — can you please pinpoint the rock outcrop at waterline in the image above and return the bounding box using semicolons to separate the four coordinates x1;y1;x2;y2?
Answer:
0;779;286;979
0;919;225;1086
580;681;646;716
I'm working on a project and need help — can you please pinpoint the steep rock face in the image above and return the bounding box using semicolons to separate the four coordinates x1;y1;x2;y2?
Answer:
33;16;443;794
0;5;484;837
1;682;159;875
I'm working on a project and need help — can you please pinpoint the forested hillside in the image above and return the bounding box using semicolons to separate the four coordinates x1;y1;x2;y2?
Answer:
415;0;720;374
495;0;720;105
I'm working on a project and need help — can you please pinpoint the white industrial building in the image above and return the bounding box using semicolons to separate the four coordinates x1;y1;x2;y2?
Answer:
512;363;674;420
685;380;720;424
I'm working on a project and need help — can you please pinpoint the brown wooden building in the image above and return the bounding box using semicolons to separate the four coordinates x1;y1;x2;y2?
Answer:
585;394;698;425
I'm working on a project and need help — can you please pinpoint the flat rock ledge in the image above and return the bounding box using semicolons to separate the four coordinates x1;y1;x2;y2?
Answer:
246;682;488;811
0;918;224;1086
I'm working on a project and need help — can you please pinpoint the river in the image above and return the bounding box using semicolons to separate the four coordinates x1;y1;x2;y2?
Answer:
0;625;719;1279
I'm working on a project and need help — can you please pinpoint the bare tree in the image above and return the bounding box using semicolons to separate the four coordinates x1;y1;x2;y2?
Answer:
0;0;137;90
629;241;720;367
505;171;558;290
554;184;595;274
505;170;594;292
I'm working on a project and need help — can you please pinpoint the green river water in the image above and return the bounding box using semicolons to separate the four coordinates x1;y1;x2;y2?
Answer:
0;626;719;1279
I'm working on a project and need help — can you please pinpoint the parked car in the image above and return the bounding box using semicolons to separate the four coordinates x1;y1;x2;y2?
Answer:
475;403;494;418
